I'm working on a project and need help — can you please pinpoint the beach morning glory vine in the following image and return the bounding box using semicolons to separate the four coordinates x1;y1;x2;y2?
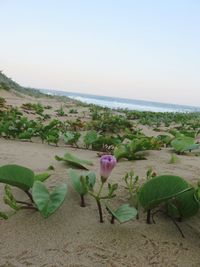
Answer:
69;155;118;223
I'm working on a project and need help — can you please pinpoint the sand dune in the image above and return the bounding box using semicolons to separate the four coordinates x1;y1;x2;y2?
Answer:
0;90;200;267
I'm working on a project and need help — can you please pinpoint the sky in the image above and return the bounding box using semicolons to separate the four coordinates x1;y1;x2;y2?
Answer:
1;0;200;106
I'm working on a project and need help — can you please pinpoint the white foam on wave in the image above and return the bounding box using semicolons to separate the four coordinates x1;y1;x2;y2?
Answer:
70;96;190;113
40;89;198;113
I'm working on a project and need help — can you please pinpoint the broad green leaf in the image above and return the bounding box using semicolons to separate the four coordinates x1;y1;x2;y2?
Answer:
84;131;98;146
171;188;199;218
55;152;93;170
114;138;149;161
32;181;67;218
64;132;75;143
196;186;200;200
139;175;191;210
184;143;200;152
69;169;96;195
34;172;51;182
106;204;137;223
171;136;199;153
179;130;196;138
157;135;172;145
0;164;34;190
114;145;128;160
69;169;87;195
108;183;118;198
63;131;80;145
86;171;96;190
166;202;181;219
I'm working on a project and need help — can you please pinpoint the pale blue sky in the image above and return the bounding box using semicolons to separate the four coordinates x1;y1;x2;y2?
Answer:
1;0;200;105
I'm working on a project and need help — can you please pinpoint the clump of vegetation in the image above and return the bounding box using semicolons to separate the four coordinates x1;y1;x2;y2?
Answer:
21;102;44;115
1;71;200;237
0;97;6;108
69;108;78;114
83;131;121;152
66;118;85;131
0;82;10;91
138;173;200;237
123;170;140;211
0;164;67;219
69;155;137;224
114;136;161;161
87;109;132;133
56;105;65;116
123;109;200;129
0;108;38;141
171;135;199;154
39;119;62;146
156;134;173;147
63;131;81;147
0;151;200;239
44;105;52;109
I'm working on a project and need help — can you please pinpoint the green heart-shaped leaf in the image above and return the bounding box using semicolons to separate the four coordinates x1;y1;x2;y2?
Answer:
139;175;191;210
170;188;199;218
32;181;67;218
171;136;199;153
69;169;96;195
84;131;98;146
106;204;138;223
55;152;93;170
86;171;96;190
69;169;87;195
0;164;34;190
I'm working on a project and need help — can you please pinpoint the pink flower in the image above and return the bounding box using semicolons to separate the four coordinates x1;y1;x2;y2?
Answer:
100;155;117;182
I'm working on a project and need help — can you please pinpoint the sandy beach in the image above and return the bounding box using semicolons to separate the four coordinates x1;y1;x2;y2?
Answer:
1;90;200;267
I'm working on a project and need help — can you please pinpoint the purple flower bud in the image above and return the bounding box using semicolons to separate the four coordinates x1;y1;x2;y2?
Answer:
100;155;117;183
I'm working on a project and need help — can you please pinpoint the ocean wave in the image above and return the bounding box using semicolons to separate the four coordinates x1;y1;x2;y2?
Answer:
41;89;199;113
68;96;191;113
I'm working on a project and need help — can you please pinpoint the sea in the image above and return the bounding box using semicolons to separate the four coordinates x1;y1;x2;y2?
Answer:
40;89;200;113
